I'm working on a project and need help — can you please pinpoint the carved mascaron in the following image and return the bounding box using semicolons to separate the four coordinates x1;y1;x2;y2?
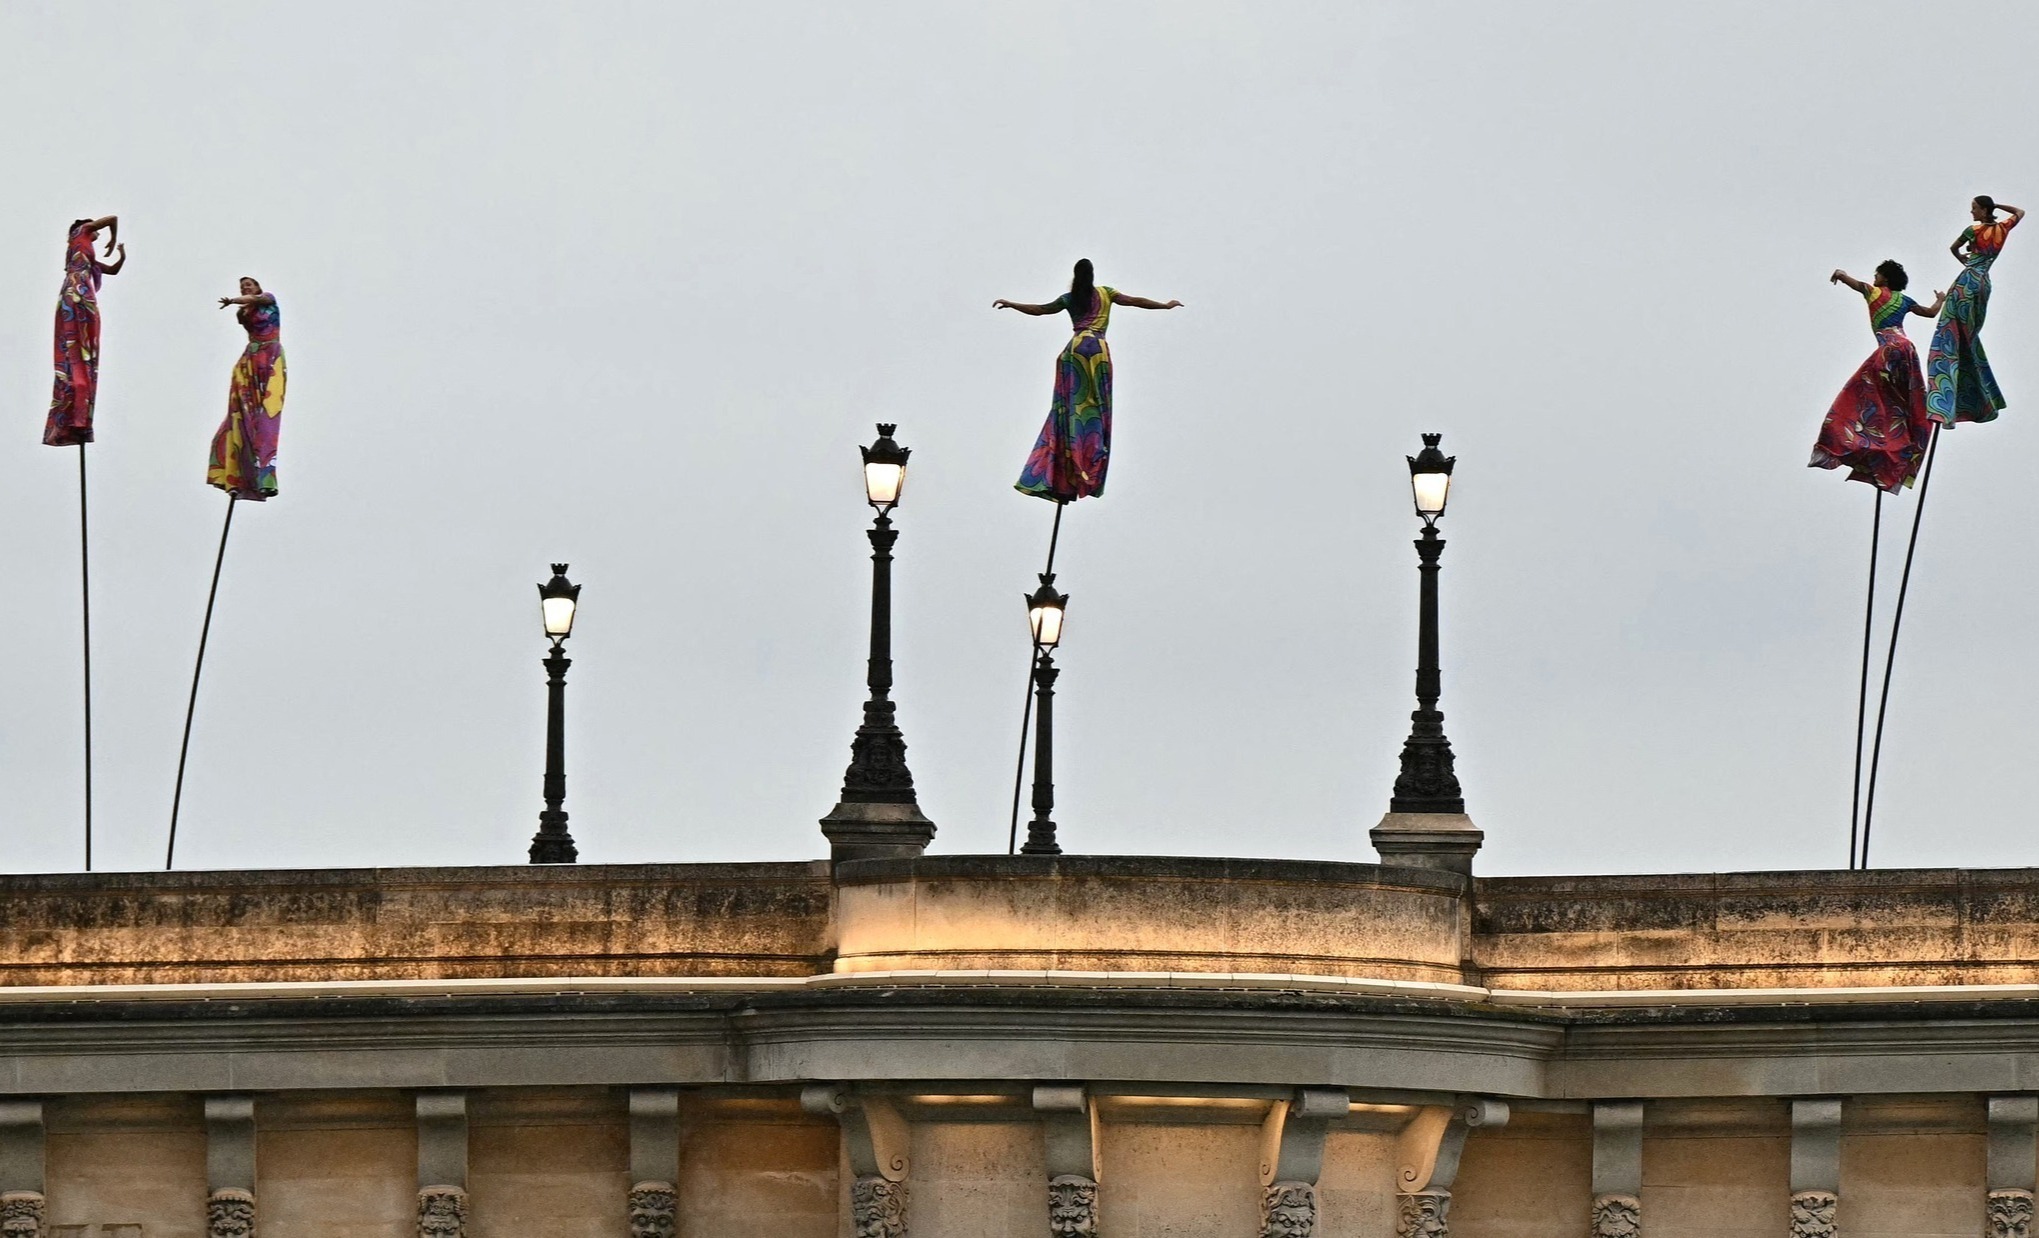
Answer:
1991;1190;2035;1238
851;1176;908;1238
0;1192;45;1238
628;1181;678;1238
1048;1175;1098;1238
1396;1190;1449;1238
1590;1193;1639;1238
1262;1181;1318;1238
1789;1190;1836;1238
208;1187;256;1238
417;1185;468;1238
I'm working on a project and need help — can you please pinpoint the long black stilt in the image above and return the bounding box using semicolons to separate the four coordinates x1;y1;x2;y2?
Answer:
1008;500;1066;854
1860;425;1941;869
166;496;238;870
78;444;94;870
1848;490;1882;870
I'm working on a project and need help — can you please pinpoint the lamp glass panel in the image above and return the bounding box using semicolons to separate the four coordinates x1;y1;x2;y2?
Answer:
1412;470;1451;516
542;595;577;638
1029;603;1065;648
864;462;906;507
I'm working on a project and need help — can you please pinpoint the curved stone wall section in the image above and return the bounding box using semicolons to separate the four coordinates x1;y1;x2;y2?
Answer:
0;863;835;985
1475;868;2039;990
833;856;1471;983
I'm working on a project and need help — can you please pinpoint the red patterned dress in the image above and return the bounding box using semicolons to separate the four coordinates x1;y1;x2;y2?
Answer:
1810;285;1933;493
43;222;108;446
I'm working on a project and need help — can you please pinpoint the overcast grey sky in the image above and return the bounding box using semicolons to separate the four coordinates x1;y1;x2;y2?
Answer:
4;2;2036;876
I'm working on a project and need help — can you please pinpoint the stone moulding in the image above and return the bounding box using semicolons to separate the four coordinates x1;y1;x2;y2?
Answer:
627;1181;677;1238
0;1192;44;1238
1789;1189;1836;1238
1989;1189;2034;1238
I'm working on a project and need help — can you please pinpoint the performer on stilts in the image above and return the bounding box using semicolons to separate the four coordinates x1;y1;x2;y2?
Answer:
993;259;1181;848
169;278;289;868
1812;259;1940;867
1926;195;2023;428
1860;195;2022;866
44;214;125;869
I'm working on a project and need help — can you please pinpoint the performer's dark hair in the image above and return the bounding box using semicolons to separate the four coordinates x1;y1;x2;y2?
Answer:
1069;258;1095;323
1976;195;1998;216
240;276;262;292
1875;260;1908;291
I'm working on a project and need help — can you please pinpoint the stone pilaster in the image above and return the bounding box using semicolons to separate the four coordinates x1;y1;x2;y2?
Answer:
1591;1101;1644;1238
1788;1099;1841;1238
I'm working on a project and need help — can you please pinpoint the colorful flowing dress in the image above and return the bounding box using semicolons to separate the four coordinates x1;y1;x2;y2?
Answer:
1016;286;1115;502
207;295;286;500
44;223;106;446
1927;215;2018;425
1810;285;1933;493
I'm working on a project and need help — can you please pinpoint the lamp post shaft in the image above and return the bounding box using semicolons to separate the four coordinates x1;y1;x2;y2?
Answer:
1390;523;1465;813
1022;651;1060;855
529;643;578;863
867;515;895;702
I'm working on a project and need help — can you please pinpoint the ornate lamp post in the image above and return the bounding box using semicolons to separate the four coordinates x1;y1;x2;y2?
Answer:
529;564;580;864
1020;575;1069;856
1371;434;1484;874
820;424;936;862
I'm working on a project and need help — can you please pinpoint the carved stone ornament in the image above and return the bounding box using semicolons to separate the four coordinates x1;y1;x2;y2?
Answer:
1591;1193;1639;1238
206;1187;256;1238
0;1192;45;1238
1047;1175;1097;1238
1396;1190;1450;1238
1990;1190;2035;1238
1789;1189;1836;1238
417;1186;468;1238
1262;1181;1318;1238
628;1181;677;1238
851;1175;908;1238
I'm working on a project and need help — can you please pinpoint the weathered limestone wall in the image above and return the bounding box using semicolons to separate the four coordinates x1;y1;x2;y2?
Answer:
1641;1103;1787;1237
1475;869;2039;990
1317;1130;1400;1237
1451;1112;1591;1238
44;1100;204;1237
834;856;1471;982
257;1095;415;1238
468;1091;627;1238
902;1121;1045;1237
1097;1120;1261;1236
681;1104;836;1238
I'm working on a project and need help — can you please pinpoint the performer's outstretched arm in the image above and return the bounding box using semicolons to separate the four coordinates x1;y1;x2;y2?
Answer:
2000;202;2027;226
1910;289;1948;317
1109;293;1184;310
84;215;117;255
98;244;127;276
1829;269;1870;294
993;298;1063;316
216;293;274;308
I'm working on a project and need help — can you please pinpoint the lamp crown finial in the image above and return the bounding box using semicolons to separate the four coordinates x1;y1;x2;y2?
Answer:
550;563;569;576
1422;432;1442;448
876;423;897;437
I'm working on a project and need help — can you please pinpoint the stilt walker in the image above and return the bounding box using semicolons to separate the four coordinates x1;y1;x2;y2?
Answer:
167;278;288;869
1858;197;2025;866
44;215;125;869
1810;260;1939;867
994;260;1182;851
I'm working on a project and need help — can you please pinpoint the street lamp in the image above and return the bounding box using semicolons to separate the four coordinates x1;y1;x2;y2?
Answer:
1371;433;1483;874
819;424;936;862
1021;573;1069;856
529;564;580;864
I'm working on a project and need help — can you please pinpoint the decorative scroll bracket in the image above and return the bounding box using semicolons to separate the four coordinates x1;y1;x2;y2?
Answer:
1259;1088;1349;1188
1033;1085;1100;1183
1990;1096;2039;1192
800;1084;910;1182
1590;1101;1644;1238
0;1101;45;1198
1396;1098;1509;1195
